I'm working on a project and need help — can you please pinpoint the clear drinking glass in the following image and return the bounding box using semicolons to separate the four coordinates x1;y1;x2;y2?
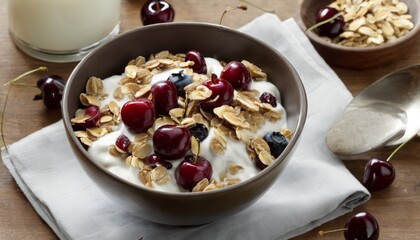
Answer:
7;0;121;63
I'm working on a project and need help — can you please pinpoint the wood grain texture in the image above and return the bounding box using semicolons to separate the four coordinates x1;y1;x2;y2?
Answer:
0;0;419;239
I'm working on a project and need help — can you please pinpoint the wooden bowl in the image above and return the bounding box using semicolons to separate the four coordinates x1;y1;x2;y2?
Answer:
296;0;420;69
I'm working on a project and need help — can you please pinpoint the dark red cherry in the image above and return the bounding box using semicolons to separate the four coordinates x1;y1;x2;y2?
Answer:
363;158;395;192
73;105;101;130
259;92;277;107
315;6;344;38
185;50;207;74
175;155;212;191
146;154;173;169
121;99;155;133
318;212;379;240
220;61;252;90
153;125;191;160
34;75;65;108
151;80;178;115
140;0;175;25
344;212;379;240
200;74;234;112
115;134;131;153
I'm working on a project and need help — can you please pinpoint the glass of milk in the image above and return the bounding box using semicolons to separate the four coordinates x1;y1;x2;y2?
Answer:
7;0;121;63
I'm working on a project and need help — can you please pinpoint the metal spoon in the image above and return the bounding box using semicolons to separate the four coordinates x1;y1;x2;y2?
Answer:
326;64;420;159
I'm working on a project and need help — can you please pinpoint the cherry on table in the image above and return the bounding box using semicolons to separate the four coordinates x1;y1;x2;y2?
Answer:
220;61;252;90
34;75;66;108
140;0;175;25
315;6;344;38
362;139;410;191
344;212;380;240
175;154;212;191
153;124;191;160
318;212;379;240
363;158;395;192
185;50;207;74
200;74;234;112
121;99;156;133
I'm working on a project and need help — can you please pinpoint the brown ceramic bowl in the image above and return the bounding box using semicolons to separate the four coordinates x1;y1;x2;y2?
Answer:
62;22;307;225
296;0;420;69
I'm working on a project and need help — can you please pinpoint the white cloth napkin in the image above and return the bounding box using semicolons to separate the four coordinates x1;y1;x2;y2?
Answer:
1;13;370;240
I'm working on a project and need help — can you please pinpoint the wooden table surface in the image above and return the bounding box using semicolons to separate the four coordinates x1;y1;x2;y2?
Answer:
1;0;419;239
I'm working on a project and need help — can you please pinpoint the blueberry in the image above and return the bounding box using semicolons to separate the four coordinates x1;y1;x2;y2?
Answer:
263;132;288;158
188;123;209;142
168;70;192;98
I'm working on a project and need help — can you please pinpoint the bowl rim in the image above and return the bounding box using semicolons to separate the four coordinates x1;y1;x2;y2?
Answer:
296;0;420;52
62;21;308;197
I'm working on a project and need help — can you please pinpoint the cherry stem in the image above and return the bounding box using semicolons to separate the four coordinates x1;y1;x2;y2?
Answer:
317;228;348;237
10;83;37;88
306;12;341;32
211;74;217;84
1;67;48;154
3;66;47;86
239;0;275;13
386;139;410;162
219;5;248;25
182;97;190;119
195;138;200;162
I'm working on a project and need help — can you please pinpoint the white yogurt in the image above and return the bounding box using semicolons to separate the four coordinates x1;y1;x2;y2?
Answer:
87;58;287;192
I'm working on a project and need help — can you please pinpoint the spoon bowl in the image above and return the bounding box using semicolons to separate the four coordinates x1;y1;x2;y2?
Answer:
326;65;420;159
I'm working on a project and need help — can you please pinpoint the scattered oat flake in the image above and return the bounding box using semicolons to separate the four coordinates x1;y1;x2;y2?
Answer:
86;76;104;95
108;145;122;157
133;142;152;159
80;94;101;107
229;164;244;175
188;85;212;101
191;136;201;156
100;115;113;123
80;137;93;146
150;166;170;185
258;151;275;166
125;65;138;79
134;84;152;99
223;111;251;129
192;178;209;192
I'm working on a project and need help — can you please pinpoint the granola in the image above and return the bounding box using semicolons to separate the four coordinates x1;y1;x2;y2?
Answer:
324;0;414;47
